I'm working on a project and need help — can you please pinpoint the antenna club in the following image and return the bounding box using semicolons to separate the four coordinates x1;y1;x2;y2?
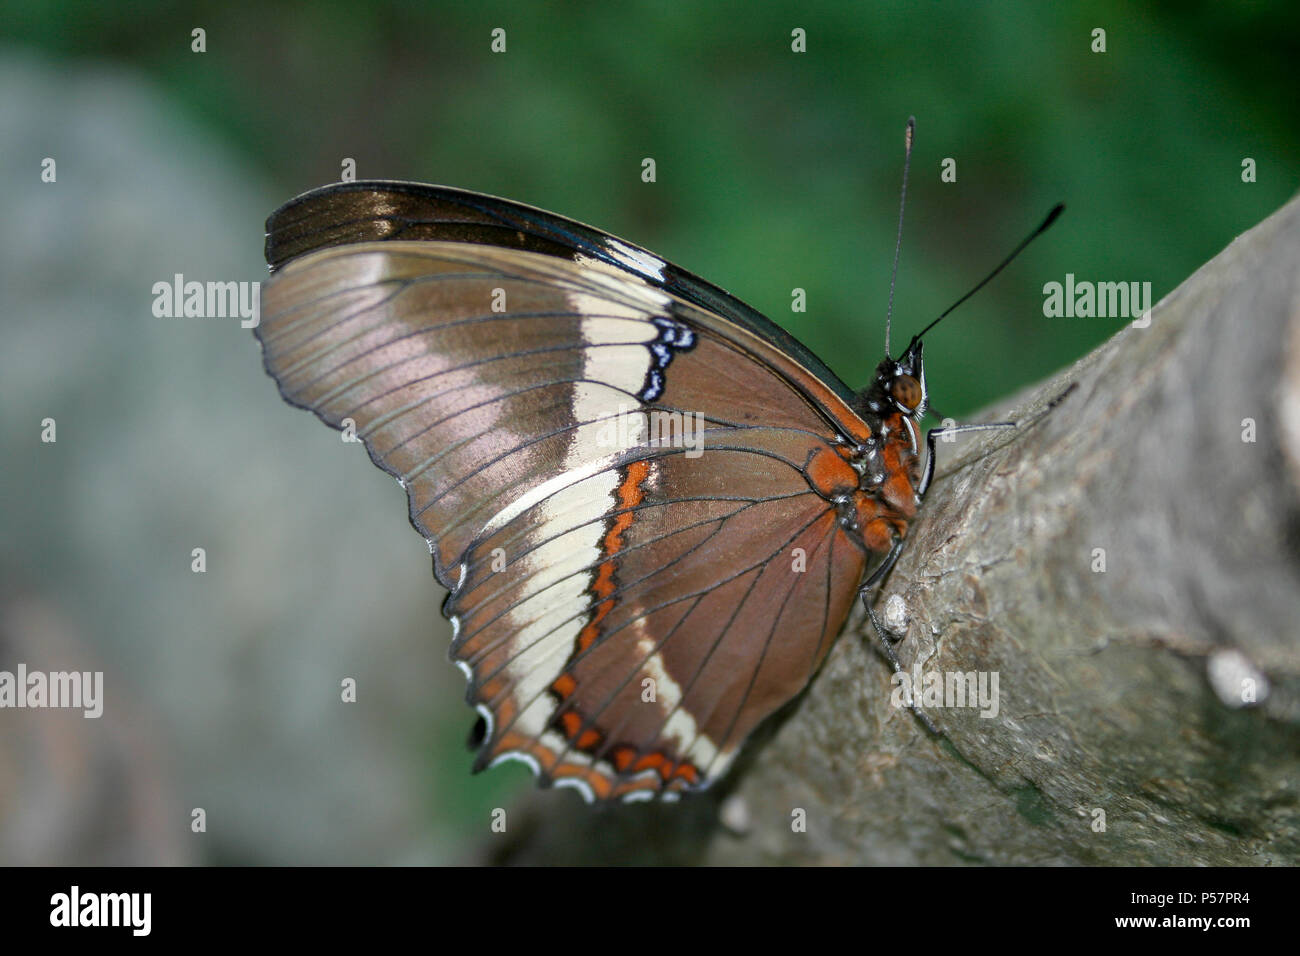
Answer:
912;204;1066;342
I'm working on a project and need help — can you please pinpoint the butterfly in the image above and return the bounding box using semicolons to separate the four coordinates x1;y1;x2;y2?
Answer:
255;125;1061;802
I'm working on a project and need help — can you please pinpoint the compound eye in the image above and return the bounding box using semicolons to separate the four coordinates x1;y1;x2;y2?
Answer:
892;374;922;410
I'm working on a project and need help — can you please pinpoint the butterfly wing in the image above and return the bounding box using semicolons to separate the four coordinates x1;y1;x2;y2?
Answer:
265;181;857;406
259;184;875;801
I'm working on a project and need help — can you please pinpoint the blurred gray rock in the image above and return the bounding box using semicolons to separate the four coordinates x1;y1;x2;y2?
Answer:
0;48;493;864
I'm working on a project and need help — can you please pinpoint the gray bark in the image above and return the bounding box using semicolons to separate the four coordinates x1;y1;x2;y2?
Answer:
480;194;1300;866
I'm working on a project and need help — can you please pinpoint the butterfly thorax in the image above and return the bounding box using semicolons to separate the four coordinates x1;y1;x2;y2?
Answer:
837;340;929;554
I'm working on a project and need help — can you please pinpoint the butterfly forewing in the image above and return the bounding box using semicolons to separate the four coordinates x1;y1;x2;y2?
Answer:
258;183;876;801
265;182;857;408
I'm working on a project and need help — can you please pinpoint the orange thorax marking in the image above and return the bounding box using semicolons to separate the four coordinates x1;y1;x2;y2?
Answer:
806;445;859;499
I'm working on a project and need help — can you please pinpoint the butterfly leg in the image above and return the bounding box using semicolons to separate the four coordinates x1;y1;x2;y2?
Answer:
864;387;1076;736
859;539;904;657
921;383;1078;494
920;382;1081;494
919;421;1015;495
861;419;1024;734
859;542;941;735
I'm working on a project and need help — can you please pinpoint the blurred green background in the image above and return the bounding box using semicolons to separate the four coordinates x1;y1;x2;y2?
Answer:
1;1;1297;863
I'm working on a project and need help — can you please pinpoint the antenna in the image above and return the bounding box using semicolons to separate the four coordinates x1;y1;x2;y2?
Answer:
910;203;1065;345
884;116;915;358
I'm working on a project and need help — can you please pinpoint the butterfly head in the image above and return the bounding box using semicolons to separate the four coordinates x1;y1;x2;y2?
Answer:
857;335;928;422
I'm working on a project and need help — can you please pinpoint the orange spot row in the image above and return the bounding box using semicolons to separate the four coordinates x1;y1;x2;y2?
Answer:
509;458;700;798
574;460;651;653
611;745;700;784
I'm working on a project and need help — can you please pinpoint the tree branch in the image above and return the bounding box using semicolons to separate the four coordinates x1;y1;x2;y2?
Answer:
481;194;1300;865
